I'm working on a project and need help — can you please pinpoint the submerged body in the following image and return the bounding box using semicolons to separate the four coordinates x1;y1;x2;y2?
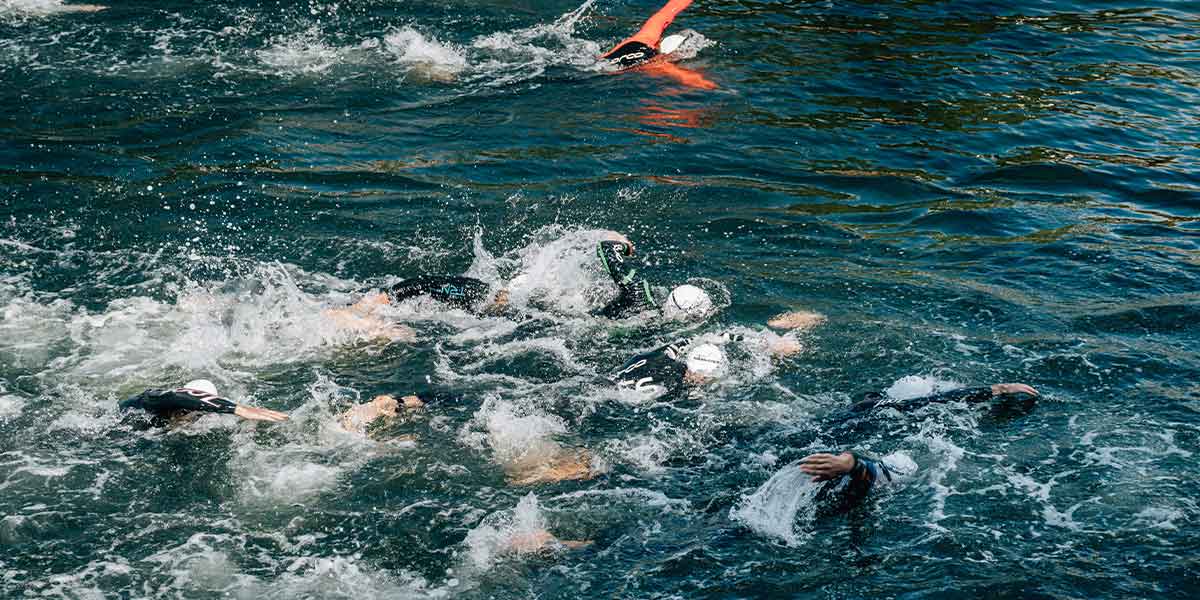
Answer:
120;382;288;428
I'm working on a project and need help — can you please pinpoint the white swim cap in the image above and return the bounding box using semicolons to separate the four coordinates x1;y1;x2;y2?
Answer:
660;33;686;55
183;379;218;396
664;284;713;320
685;344;727;378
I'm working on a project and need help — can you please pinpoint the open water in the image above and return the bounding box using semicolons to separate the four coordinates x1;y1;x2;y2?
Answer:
1;0;1198;598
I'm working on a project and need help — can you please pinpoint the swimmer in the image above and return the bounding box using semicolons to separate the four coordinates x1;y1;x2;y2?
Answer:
610;313;826;397
337;393;594;484
119;379;288;428
595;233;715;320
505;529;591;554
337;393;425;435
790;383;1040;512
325;275;510;336
602;0;693;69
505;446;597;486
600;0;717;90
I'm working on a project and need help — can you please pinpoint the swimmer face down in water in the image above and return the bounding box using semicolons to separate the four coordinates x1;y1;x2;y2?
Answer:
790;383;1040;513
610;310;828;397
336;393;598;486
594;231;826;328
599;0;717;89
324;276;511;341
119;379;289;428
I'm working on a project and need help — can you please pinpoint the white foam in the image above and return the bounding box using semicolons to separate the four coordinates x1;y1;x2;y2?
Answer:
461;396;567;467
238;555;436;600
729;463;819;546
503;227;625;315
0;394;23;421
885;374;964;401
1;263;377;390
256;27;348;76
0;0;106;17
382;27;467;80
143;533;247;594
461;493;549;571
468;1;602;86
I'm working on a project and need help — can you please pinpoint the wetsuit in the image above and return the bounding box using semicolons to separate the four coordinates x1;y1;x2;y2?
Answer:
387;276;491;312
809;386;1000;509
602;0;693;69
812;452;893;515
594;240;657;318
119;388;237;428
611;340;688;397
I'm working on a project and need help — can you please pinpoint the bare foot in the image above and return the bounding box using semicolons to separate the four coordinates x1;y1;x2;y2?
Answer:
767;310;826;331
507;530;592;554
768;337;804;357
507;450;596;486
61;4;108;12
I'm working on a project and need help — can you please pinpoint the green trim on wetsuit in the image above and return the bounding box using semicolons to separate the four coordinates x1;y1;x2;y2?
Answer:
595;241;657;318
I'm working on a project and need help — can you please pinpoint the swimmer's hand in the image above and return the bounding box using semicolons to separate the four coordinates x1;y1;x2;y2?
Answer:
990;383;1039;397
767;311;826;331
234;405;289;423
799;452;855;482
602;231;635;255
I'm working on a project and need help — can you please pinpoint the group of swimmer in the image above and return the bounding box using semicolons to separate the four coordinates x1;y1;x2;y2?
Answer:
121;228;1039;550
110;0;1041;554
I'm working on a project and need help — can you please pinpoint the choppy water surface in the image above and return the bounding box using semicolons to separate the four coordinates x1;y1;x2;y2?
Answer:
2;0;1198;597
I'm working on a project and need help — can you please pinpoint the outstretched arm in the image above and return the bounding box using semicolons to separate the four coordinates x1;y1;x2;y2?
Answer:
605;0;695;54
130;389;288;422
850;383;1039;414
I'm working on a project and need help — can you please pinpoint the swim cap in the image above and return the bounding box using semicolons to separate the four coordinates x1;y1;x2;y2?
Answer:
660;33;686;55
663;284;713;320
183;379;218;396
685;344;727;378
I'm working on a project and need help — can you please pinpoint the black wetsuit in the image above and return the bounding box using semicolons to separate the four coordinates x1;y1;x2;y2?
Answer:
604;40;658;69
119;388;237;428
594;241;658;318
809;386;999;509
387;276;491;312
611;340;688;397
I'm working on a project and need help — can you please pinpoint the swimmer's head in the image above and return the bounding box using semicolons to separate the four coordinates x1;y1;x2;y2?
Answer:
660;33;686;55
663;285;713;320
183;379;218;396
684;343;727;381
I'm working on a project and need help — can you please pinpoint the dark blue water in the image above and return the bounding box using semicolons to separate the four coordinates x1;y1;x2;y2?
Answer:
2;1;1198;597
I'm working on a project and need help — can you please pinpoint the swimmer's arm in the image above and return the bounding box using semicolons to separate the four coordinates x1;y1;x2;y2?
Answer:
800;451;893;490
596;241;638;289
594;240;645;317
924;383;1039;405
134;389;288;422
609;0;694;51
851;383;1039;413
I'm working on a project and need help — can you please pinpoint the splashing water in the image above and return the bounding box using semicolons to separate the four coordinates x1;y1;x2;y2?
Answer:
730;463;819;546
